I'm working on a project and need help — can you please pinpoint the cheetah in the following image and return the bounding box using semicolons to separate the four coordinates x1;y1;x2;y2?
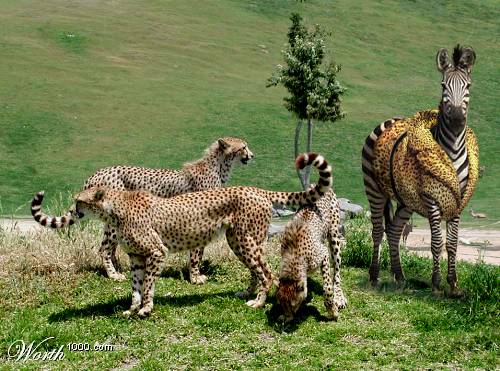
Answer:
31;137;253;284
31;153;332;317
276;188;347;323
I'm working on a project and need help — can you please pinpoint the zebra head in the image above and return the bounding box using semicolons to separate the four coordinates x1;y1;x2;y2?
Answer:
436;45;476;134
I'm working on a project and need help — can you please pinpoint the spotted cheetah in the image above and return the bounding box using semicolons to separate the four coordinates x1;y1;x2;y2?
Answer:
31;137;253;284
31;153;332;317
276;188;347;323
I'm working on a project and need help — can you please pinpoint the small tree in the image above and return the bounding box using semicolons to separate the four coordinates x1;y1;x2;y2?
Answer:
267;13;345;189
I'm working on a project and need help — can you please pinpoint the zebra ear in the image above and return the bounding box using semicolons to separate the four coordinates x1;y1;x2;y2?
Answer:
436;48;452;72
458;47;476;73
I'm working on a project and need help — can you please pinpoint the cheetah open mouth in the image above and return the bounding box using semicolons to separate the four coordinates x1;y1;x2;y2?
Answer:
241;158;250;165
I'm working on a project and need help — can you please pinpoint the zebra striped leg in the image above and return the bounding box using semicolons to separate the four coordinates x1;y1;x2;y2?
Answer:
387;205;412;283
446;216;462;297
424;196;444;293
362;124;394;286
367;197;388;285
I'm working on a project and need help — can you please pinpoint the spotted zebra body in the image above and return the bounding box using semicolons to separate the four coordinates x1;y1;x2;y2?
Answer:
362;45;479;295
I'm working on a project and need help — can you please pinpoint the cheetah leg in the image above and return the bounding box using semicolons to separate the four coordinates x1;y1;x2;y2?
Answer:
189;248;207;285
100;224;126;282
424;196;444;293
123;254;145;317
446;216;462;297
245;252;273;308
320;253;338;320
368;197;389;285
387;205;412;283
226;230;257;299
227;230;272;308
329;235;347;309
138;248;165;318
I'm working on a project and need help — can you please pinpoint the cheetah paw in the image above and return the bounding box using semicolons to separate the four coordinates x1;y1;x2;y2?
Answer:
110;272;127;282
138;307;152;318
334;293;348;309
190;274;207;285
245;299;264;308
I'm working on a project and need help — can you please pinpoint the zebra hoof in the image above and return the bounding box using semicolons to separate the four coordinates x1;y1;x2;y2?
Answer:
432;288;443;298
448;288;464;299
394;278;406;289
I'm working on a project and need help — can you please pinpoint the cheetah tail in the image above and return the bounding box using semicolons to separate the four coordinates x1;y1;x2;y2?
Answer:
31;192;76;228
266;153;332;207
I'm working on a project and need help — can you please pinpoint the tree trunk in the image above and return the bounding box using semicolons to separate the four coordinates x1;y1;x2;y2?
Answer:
294;120;306;189
303;118;313;188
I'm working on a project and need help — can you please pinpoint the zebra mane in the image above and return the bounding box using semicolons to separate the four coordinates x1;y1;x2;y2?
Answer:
452;44;476;72
452;44;462;66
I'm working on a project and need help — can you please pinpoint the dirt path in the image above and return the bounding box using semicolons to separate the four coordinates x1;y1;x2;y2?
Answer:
406;227;500;265
2;218;499;265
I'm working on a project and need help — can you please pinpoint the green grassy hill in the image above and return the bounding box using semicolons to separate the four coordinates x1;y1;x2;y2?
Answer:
1;0;499;221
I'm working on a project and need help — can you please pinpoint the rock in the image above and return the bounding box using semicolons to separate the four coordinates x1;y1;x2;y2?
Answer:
276;209;295;217
268;224;285;238
338;198;364;218
272;206;295;218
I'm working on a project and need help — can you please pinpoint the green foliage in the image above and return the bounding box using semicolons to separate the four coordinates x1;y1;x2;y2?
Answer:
342;216;389;269
0;0;499;222
0;223;498;369
267;13;345;123
461;262;500;304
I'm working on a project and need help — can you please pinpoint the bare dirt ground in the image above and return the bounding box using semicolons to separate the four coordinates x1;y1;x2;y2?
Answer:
406;227;500;265
1;218;499;265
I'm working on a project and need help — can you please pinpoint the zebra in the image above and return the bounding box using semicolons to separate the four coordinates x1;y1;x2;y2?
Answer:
361;45;479;297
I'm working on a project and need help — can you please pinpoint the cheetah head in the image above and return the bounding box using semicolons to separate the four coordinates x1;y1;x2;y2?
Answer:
73;187;109;219
218;137;254;165
276;278;307;322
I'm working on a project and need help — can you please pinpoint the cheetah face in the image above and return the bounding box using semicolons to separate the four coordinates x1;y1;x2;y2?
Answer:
218;137;254;165
276;278;307;322
238;145;254;165
74;187;107;219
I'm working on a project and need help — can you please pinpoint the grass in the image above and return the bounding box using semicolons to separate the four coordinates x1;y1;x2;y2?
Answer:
0;217;498;369
0;0;499;223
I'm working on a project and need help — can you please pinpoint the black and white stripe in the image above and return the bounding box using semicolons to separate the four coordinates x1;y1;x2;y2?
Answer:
361;118;404;282
31;191;75;228
432;69;471;194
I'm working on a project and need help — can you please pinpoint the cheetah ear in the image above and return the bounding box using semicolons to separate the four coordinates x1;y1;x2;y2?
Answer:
436;48;452;73
218;138;230;151
93;189;105;202
457;46;476;73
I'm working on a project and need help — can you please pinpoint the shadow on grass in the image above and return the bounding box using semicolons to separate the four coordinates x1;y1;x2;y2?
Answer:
80;260;226;283
265;277;337;333
161;260;227;282
48;289;238;323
